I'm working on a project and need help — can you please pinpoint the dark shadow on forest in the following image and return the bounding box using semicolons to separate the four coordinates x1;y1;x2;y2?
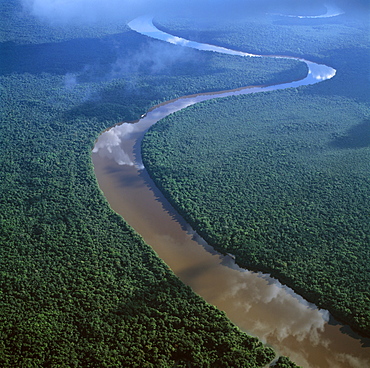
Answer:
0;29;205;81
303;46;370;104
330;119;370;149
0;31;143;76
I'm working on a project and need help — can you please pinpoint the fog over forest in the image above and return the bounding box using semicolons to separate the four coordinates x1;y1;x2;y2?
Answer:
21;0;369;25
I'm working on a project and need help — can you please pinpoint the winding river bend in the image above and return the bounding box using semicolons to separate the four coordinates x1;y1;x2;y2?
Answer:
92;16;370;368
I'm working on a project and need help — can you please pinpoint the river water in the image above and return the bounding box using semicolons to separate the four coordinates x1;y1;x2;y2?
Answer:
92;16;370;368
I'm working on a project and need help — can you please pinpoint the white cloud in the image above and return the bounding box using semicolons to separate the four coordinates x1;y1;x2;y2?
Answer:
93;123;137;166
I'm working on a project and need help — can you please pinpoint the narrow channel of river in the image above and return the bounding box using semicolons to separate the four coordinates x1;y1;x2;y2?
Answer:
92;16;370;368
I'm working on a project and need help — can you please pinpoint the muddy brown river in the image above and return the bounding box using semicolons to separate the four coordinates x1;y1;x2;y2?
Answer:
92;16;370;368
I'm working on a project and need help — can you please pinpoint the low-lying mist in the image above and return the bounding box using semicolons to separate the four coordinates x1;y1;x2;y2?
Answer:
21;0;369;26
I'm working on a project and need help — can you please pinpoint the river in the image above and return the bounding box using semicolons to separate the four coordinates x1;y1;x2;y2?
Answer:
92;15;370;368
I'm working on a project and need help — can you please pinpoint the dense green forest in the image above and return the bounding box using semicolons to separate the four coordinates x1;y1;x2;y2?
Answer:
143;14;370;337
0;0;308;366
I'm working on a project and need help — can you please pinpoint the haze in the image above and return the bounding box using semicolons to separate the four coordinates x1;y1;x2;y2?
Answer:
22;0;369;25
